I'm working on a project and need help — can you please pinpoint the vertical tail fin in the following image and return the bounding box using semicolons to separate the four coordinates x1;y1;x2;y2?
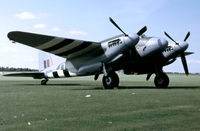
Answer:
39;51;53;71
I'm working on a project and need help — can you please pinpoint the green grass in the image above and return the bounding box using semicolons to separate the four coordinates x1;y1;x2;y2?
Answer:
0;74;200;131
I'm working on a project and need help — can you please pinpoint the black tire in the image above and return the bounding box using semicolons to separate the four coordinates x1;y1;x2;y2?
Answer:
154;73;169;88
102;72;119;89
41;80;47;85
113;72;119;87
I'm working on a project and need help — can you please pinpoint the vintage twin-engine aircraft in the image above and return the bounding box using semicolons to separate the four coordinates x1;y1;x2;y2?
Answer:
5;17;192;89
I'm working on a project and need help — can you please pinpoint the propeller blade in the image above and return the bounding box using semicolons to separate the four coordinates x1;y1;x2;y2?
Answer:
181;53;189;75
184;32;190;41
164;32;178;45
109;17;128;36
137;26;147;36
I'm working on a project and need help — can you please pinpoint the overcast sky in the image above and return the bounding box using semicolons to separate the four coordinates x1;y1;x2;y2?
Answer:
0;0;199;73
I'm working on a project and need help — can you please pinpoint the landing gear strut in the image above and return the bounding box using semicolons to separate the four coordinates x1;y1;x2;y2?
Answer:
41;78;48;85
154;73;169;88
102;72;119;89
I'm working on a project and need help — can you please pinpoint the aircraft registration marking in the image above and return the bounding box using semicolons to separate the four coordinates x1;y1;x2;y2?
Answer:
108;39;122;48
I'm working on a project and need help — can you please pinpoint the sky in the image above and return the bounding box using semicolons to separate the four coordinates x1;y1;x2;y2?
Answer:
0;0;199;73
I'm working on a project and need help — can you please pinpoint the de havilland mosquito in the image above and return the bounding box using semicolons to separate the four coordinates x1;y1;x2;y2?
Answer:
5;17;193;89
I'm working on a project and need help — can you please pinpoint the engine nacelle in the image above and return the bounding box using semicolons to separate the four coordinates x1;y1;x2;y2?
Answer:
136;37;168;57
101;34;139;63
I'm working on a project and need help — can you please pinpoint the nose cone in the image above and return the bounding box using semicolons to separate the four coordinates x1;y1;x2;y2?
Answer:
129;34;139;45
180;42;189;51
158;38;168;50
130;34;139;42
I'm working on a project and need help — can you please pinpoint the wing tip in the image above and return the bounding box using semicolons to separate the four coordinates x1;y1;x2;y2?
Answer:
7;31;17;40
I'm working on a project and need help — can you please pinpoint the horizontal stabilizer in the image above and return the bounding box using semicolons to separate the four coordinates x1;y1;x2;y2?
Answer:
3;72;44;79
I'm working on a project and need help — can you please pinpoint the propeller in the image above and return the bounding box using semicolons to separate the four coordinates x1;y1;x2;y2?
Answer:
137;26;147;36
164;32;179;45
184;32;190;42
109;17;128;36
109;17;147;37
164;31;190;75
181;53;189;75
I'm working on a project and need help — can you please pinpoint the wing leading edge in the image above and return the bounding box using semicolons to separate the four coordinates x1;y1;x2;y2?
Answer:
8;31;102;59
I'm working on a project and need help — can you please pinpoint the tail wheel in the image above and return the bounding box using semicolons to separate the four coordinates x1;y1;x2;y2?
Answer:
102;72;119;89
154;73;169;88
41;79;48;85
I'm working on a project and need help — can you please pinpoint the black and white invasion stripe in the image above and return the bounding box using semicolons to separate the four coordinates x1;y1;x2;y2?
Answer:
46;70;72;78
36;38;99;59
7;31;101;59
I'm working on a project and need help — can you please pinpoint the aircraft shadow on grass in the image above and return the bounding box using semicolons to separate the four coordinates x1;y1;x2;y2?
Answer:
17;83;200;90
19;83;81;87
71;85;200;90
118;86;200;90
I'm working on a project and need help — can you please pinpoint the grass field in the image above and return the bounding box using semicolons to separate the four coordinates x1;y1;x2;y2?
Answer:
0;74;200;131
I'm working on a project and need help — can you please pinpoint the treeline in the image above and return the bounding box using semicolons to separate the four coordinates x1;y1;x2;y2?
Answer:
166;72;200;75
0;67;38;72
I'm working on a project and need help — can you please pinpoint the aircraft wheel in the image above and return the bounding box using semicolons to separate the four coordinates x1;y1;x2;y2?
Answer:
102;72;119;89
154;73;169;88
41;79;48;85
113;72;119;87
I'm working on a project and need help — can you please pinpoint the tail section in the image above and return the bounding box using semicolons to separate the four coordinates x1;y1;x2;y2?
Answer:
39;51;53;71
38;51;75;78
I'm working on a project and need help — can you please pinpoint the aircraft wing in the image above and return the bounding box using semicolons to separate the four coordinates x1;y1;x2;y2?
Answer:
8;31;102;59
3;72;44;79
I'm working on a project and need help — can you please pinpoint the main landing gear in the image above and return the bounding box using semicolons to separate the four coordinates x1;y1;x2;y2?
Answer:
102;72;119;89
101;63;119;89
102;71;169;89
41;78;48;85
154;73;169;88
147;66;170;88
